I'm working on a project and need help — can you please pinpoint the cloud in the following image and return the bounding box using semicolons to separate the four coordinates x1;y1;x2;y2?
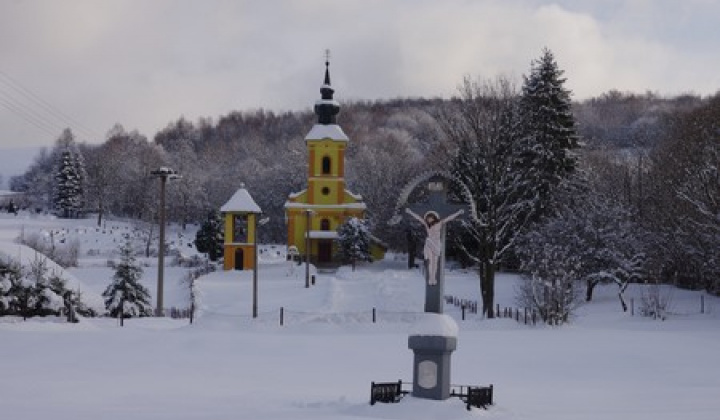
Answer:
1;0;718;149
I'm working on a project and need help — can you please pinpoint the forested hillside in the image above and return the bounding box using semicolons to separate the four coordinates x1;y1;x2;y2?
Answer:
8;61;719;304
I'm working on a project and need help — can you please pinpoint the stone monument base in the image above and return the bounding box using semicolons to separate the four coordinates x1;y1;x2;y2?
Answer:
408;334;457;400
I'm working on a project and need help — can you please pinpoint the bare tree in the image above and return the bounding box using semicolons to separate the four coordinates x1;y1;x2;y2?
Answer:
435;76;533;318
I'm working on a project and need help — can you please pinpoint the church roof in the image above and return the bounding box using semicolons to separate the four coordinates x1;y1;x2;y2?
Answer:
313;58;340;125
284;202;367;211
220;187;262;213
305;123;349;141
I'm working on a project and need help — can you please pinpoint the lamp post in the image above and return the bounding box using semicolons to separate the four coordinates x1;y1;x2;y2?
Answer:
151;167;180;316
305;209;313;288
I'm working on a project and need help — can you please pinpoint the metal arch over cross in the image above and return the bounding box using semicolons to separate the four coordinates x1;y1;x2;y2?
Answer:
398;174;470;314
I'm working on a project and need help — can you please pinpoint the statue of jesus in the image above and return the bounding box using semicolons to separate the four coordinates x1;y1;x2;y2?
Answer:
405;207;464;286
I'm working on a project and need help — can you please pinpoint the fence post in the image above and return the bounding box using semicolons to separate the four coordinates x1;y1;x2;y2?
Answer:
280;307;284;326
496;304;500;317
631;298;634;316
372;307;376;323
119;298;124;327
701;295;705;314
462;304;466;321
311;275;316;286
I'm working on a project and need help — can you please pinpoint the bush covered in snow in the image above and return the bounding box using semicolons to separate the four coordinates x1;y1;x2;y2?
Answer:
0;252;95;319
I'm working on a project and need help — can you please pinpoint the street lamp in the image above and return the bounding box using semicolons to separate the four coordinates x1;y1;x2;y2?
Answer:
305;209;313;288
253;216;269;318
151;167;181;316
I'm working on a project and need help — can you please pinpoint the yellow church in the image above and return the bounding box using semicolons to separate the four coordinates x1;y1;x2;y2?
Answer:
284;60;384;267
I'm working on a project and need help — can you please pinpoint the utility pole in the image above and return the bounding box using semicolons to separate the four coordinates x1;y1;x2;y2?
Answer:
253;216;269;318
151;167;180;316
253;214;259;318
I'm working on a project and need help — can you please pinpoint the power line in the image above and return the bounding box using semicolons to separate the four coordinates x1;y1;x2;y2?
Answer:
0;69;101;139
0;68;104;141
0;82;68;136
0;95;60;138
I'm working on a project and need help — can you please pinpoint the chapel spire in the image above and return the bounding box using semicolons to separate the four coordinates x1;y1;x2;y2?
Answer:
314;51;340;125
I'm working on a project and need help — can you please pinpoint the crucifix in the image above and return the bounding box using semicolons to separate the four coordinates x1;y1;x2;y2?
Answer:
403;176;466;314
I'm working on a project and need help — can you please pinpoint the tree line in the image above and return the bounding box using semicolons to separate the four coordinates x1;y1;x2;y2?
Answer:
8;48;720;323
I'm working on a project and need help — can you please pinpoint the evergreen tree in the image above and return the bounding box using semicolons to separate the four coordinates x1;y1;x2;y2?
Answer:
71;143;88;213
103;239;153;318
519;48;580;217
194;211;224;262
0;252;93;319
54;148;84;218
336;217;372;271
26;255;59;316
0;253;22;315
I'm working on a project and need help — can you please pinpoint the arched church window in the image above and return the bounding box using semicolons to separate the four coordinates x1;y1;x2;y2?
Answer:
322;156;331;174
321;219;331;231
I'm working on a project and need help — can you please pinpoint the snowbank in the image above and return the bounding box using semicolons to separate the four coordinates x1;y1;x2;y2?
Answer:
409;313;459;337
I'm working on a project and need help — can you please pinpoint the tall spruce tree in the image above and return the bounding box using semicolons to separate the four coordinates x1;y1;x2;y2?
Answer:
519;48;580;217
103;239;153;318
54;148;84;218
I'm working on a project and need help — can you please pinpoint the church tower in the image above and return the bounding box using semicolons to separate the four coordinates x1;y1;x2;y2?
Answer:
284;59;367;267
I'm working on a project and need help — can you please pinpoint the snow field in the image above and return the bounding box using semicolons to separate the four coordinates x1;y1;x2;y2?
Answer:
1;213;720;419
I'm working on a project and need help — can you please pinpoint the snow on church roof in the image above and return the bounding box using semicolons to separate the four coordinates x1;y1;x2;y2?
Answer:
220;187;262;213
305;124;348;141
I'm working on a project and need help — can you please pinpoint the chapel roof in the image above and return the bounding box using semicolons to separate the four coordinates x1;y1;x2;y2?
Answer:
220;186;262;213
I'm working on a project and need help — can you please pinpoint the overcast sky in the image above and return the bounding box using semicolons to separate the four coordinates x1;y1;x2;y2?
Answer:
1;0;719;150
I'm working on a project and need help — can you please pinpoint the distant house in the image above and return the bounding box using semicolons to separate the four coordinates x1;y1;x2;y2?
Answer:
0;190;25;213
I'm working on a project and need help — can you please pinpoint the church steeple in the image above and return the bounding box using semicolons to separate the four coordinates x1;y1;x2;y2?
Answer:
314;55;340;125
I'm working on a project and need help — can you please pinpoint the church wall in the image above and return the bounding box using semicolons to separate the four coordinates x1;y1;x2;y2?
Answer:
308;140;344;177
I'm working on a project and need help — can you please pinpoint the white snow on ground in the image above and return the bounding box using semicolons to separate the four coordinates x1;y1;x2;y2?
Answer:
1;212;719;419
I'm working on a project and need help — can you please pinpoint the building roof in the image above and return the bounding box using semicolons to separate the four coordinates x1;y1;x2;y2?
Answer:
307;231;338;239
284;202;367;211
314;59;340;125
305;123;349;141
220;187;262;213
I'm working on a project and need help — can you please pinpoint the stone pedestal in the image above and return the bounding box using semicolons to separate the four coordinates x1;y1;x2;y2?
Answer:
408;334;457;400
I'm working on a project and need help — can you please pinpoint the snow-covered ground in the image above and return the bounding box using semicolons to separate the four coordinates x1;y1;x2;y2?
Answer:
1;212;719;420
